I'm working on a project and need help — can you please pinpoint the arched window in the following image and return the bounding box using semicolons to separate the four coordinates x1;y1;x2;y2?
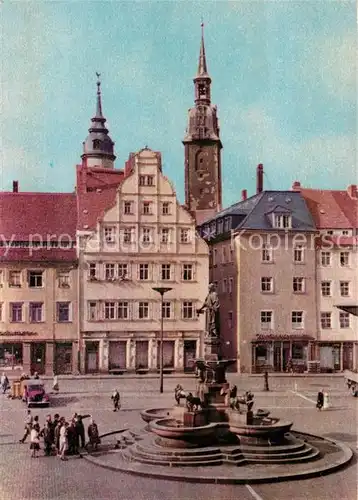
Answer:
93;139;101;150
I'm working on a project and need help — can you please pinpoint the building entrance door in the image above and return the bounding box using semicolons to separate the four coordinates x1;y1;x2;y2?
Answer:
273;343;281;372
184;341;196;372
30;342;46;375
85;342;99;373
55;343;73;374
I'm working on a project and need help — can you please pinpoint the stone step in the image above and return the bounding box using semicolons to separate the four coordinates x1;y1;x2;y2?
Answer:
131;448;223;464
241;444;315;460
245;447;320;464
135;442;222;458
239;439;306;454
123;448;223;467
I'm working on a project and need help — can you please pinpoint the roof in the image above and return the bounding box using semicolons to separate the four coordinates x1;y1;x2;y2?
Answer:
0;192;77;241
0;247;76;263
76;165;124;230
294;187;358;229
201;191;316;232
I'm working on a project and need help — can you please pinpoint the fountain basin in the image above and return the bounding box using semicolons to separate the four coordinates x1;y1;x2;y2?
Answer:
140;408;172;424
229;418;293;444
150;418;218;448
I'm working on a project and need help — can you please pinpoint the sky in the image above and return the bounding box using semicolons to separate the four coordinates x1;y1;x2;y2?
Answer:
0;0;356;207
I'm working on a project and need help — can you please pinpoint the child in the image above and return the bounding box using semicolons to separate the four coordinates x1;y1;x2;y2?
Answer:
111;389;121;411
30;423;40;458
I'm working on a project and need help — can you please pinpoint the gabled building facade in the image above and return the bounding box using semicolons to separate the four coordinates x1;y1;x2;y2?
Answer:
79;148;209;373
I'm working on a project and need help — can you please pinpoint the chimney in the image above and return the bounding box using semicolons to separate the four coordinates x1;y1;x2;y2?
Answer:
292;181;301;191
13;181;18;193
256;164;263;194
241;189;247;201
347;184;357;199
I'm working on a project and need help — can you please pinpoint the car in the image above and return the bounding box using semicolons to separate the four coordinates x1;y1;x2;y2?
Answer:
22;379;50;407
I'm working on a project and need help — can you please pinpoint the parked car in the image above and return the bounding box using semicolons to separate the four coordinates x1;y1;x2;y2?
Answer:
22;379;50;407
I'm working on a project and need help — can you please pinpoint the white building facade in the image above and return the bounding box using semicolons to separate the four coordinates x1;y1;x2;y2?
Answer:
78;148;209;373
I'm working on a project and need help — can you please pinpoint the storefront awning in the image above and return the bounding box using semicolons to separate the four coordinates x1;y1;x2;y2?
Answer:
253;334;315;342
335;305;358;317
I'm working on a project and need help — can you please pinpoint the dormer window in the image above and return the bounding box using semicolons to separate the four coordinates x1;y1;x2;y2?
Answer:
93;139;102;150
273;214;292;229
224;217;231;231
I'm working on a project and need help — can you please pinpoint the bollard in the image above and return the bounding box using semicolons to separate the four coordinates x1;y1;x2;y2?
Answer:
264;371;269;391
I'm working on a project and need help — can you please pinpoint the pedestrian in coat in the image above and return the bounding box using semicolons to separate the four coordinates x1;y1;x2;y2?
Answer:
316;390;324;410
74;415;86;449
87;419;100;451
41;415;54;456
59;422;69;461
52;374;59;393
20;409;33;443
1;373;9;394
54;418;64;454
30;423;41;458
111;390;121;411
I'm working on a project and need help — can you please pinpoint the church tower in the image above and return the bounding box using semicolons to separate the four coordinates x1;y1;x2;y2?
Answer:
183;24;223;224
81;74;116;169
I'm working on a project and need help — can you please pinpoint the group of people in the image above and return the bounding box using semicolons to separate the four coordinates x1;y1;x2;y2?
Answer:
19;410;100;460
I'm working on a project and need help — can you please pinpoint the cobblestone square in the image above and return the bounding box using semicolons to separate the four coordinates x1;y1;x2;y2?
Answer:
0;375;356;500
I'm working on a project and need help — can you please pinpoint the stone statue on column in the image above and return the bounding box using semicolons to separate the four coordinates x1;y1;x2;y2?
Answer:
197;283;220;339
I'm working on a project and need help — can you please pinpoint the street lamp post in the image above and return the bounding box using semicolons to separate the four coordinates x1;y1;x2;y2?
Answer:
152;287;173;394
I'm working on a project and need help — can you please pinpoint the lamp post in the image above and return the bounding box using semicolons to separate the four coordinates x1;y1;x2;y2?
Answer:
152;287;173;393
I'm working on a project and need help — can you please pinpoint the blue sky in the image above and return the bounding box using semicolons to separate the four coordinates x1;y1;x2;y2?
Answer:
0;0;356;207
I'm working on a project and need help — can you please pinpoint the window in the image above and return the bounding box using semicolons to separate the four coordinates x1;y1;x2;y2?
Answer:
160;228;171;244
117;301;129;319
88;263;97;280
340;281;350;297
58;271;70;288
0;270;3;287
118;264;128;279
222;247;227;264
139;264;149;281
180;229;190;244
141;228;152;245
182;301;194;319
182;264;193;281
228;311;233;329
9;271;21;287
222;279;227;293
161;264;171;281
0;303;3;321
260;311;273;330
321;251;331;266
139;301;149;319
218;220;224;233
292;343;304;359
139;175;154;186
293;277;305;293
104;302;116;320
10;303;23;322
342;230;349;236
57;302;70;322
261;245;273;263
321;312;331;329
224;217;231;232
291;311;303;329
28;271;43;288
340;252;349;267
29;302;43;323
293;246;304;263
93;139;101;149
229;277;233;294
162;301;171;319
321;281;331;297
123;227;134;244
104;226;116;244
162;202;170;215
105;264;116;280
273;214;291;229
213;249;218;266
142;201;152;215
88;302;97;321
339;312;350;329
261;277;273;293
124;201;133;215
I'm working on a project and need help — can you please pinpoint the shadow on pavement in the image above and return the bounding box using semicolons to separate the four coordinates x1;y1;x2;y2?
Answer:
323;432;356;443
50;396;79;407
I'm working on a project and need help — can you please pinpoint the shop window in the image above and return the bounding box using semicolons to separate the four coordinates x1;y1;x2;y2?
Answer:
0;344;23;368
292;343;304;359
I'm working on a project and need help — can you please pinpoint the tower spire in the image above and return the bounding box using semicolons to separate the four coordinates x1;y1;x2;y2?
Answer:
197;21;208;77
95;72;104;119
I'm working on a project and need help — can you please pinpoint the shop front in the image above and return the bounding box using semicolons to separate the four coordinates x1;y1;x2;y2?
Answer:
318;342;353;372
0;343;23;370
183;340;197;372
109;341;127;372
85;341;99;373
135;340;149;371
252;334;315;373
156;340;175;371
55;342;73;374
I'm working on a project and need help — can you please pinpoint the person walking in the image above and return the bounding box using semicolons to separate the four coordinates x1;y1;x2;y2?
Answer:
20;410;33;443
30;423;40;458
111;389;121;411
54;417;63;455
1;373;9;394
87;419;100;451
74;414;86;450
316;389;324;411
52;374;59;393
41;415;54;456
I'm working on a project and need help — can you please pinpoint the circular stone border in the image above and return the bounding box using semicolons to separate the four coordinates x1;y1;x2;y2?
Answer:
83;429;354;484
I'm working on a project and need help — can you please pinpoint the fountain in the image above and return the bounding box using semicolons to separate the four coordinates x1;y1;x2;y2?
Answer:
85;284;353;482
